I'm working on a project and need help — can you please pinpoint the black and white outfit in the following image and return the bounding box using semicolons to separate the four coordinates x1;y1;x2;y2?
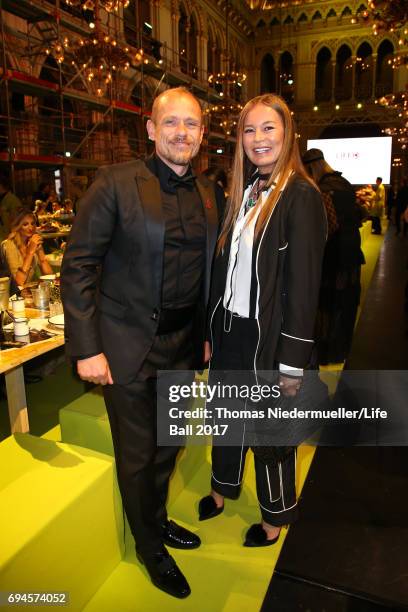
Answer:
207;172;327;525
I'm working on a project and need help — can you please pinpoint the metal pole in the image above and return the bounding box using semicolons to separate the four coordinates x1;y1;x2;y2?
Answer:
0;0;16;192
56;0;67;196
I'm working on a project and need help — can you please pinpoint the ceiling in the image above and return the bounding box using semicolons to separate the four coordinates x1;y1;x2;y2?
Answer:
244;0;330;10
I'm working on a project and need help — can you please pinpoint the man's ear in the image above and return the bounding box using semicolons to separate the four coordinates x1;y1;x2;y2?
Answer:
199;123;204;144
146;119;155;141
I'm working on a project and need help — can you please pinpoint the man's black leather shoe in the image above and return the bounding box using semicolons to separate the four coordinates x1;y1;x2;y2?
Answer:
136;548;191;598
162;520;201;549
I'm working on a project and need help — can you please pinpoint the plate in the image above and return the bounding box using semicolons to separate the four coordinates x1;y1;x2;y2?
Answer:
48;314;64;327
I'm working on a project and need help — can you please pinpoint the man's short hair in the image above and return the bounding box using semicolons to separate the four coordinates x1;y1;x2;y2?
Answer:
151;87;201;123
377;177;382;182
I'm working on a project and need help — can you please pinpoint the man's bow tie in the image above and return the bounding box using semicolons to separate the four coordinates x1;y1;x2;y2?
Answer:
167;172;196;191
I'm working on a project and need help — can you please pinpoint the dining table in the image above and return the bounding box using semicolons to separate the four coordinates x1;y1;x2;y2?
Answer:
1;308;64;434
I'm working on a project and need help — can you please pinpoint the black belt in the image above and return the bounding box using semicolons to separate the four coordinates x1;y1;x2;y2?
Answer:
156;305;196;335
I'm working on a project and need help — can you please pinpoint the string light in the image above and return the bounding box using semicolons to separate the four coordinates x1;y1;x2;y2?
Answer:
64;0;130;12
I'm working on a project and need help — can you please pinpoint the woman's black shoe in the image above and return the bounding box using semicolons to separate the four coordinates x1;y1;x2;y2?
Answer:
243;523;281;547
198;495;224;521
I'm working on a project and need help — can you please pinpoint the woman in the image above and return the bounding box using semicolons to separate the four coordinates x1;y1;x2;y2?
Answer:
199;95;327;546
2;209;53;286
302;148;365;365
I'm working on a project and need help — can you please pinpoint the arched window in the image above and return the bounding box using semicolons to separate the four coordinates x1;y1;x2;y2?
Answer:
189;13;198;78
298;13;308;23
355;42;373;100
260;53;276;94
312;11;322;21
315;47;332;102
256;19;266;28
179;6;199;78
280;51;294;103
207;28;214;82
283;15;294;25
335;44;352;100
341;6;352;17
178;5;188;74
327;8;336;18
376;40;394;96
214;33;222;75
270;17;280;26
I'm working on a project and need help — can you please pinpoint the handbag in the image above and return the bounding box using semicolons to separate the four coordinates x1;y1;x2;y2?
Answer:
250;369;330;465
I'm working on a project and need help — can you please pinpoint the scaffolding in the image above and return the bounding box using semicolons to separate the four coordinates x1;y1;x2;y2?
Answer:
0;0;236;202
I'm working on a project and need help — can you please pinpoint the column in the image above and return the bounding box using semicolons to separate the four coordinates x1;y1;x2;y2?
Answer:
371;53;377;99
351;55;356;101
331;59;336;101
171;12;180;69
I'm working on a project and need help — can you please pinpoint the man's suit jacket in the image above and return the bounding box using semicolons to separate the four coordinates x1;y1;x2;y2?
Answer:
61;159;221;385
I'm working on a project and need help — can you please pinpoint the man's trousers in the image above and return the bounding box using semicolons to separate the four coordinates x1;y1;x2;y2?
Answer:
103;323;194;555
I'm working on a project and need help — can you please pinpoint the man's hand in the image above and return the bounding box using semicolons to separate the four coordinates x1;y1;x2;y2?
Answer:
204;341;212;363
279;374;302;397
77;353;113;385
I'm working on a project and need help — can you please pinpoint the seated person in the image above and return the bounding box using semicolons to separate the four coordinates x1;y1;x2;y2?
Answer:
62;198;74;215
2;209;53;286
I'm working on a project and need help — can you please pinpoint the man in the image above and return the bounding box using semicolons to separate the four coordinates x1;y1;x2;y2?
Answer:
0;176;22;240
371;176;385;235
61;87;224;599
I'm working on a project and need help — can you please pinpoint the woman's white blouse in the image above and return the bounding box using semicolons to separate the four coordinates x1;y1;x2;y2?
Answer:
223;183;271;318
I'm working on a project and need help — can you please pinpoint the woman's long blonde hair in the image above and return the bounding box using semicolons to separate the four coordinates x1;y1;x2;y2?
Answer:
8;209;36;252
217;94;317;254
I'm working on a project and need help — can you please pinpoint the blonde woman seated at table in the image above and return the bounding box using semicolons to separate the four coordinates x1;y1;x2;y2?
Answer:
1;208;53;286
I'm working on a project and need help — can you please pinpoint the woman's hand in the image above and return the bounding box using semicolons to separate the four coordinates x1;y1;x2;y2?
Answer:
27;233;43;255
204;341;212;363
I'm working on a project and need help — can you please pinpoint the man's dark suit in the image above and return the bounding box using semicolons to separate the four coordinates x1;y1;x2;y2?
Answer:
61;158;221;553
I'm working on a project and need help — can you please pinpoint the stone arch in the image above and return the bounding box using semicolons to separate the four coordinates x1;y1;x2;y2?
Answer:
341;6;352;18
297;12;308;24
279;50;294;103
356;3;368;15
335;44;353;101
260;53;276;94
315;46;332;102
333;38;354;56
376;39;394;96
355;41;373;100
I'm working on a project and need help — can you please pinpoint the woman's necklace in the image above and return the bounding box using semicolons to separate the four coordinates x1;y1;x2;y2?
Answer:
245;177;267;214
